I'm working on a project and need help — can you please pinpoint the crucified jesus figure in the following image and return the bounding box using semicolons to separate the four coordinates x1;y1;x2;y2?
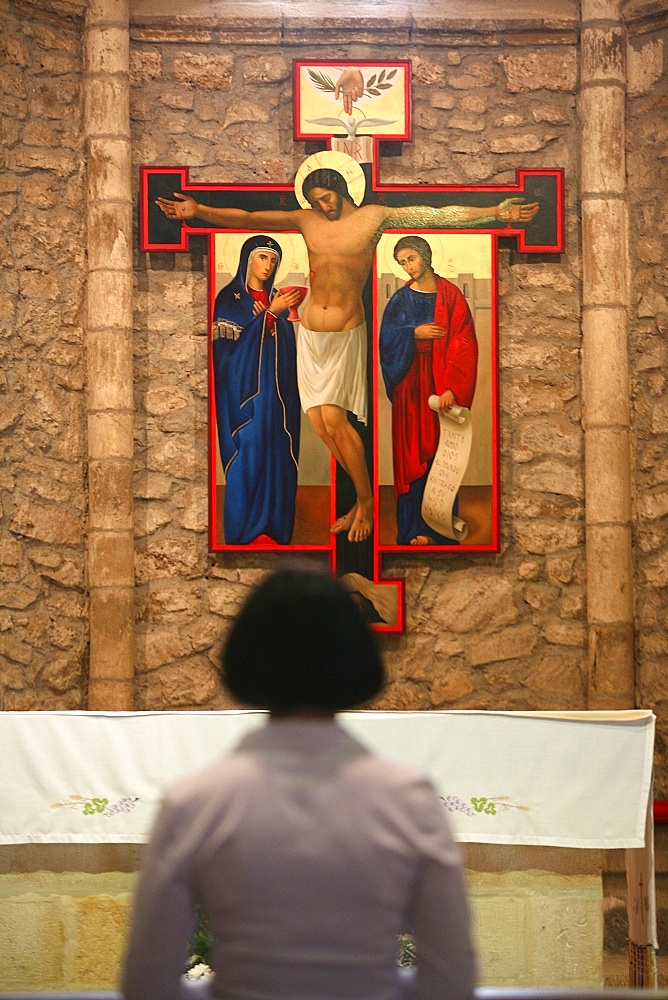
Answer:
156;169;538;543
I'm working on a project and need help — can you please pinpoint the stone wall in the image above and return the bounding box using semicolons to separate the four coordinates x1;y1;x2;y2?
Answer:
0;842;606;991
1;1;667;778
627;23;668;791
1;1;87;711
2;1;668;991
129;25;590;718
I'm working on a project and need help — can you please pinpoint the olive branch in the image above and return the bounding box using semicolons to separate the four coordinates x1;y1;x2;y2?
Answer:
308;67;398;99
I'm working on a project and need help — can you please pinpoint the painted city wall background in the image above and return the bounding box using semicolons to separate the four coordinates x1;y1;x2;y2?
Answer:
1;0;667;788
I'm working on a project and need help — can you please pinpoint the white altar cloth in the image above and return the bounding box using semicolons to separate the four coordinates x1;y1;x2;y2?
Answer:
0;709;654;849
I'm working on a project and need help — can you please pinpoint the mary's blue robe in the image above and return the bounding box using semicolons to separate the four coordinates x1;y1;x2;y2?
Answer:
212;235;300;545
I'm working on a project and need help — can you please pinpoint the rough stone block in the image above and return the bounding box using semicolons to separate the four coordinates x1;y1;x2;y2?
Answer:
178;486;208;532
10;498;83;547
513;519;584;555
523;583;558;611
527;888;603;984
173;51;232;90
469;870;603;986
430;90;456;110
41;653;81;694
545;554;579;586
516;417;581;463
242;53;289;83
531;650;586;704
69;892;132;987
424;571;518;634
579;86;625;195
88;459;134;531
584;427;632;524
136;621;190;671
628;37;664;96
516;459;584;500
89;587;134;679
88;411;134;460
87;202;133;272
129;48;162;83
581;24;625;84
581;308;631;426
543;619;586;647
86;327;134;412
87;270;133;329
137;655;219;708
587;624;635;707
467;623;539;667
498;49;577;92
581;199;629;307
469;893;528;984
429;666;475;704
639;487;668;521
84;25;130;77
222;99;271;129
84;76;130;138
0;894;65;990
87;677;134;710
585;525;633;624
489;132;555;153
88;531;135;588
448;60;496;90
145;435;199;479
134;536;204;583
87;0;130;24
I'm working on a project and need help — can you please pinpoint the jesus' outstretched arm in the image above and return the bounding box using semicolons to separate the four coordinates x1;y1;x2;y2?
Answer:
155;192;304;232
383;197;539;229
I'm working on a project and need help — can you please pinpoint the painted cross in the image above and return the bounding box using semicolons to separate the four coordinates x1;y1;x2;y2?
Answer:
139;60;564;632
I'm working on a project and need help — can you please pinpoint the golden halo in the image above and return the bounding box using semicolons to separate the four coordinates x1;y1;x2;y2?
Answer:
338;107;365;121
294;151;366;210
381;234;443;280
216;233;292;288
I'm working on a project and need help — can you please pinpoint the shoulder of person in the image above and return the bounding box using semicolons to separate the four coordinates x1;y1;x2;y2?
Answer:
358;202;388;218
162;750;257;810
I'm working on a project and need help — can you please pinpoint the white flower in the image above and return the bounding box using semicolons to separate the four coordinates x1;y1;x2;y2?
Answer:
185;963;213;979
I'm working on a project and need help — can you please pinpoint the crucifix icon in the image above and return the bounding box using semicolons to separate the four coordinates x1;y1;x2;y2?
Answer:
140;60;563;632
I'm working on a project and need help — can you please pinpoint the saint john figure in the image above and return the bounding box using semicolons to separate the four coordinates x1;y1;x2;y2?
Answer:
380;235;478;546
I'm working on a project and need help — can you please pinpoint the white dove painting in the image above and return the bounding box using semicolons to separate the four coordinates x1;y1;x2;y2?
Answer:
295;60;411;142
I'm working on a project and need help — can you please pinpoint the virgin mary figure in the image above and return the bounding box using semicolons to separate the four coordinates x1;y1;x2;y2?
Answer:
212;235;301;545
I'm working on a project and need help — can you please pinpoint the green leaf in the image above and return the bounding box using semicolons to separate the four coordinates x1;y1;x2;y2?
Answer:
308;70;335;93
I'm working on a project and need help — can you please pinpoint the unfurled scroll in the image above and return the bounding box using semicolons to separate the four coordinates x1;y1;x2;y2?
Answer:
421;396;472;542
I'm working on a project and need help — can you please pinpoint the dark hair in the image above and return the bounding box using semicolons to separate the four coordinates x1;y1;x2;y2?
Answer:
302;169;354;206
222;568;385;713
393;235;433;268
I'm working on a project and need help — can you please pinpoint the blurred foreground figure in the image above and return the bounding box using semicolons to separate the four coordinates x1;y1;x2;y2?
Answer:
122;567;478;1000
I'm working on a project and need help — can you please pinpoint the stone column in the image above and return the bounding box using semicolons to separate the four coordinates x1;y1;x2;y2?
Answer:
84;0;135;709
580;0;634;707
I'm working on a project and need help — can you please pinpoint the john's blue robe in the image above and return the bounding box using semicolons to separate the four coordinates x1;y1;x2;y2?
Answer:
380;276;477;546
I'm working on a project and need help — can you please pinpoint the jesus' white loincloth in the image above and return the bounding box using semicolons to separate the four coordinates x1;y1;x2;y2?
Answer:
296;322;367;425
